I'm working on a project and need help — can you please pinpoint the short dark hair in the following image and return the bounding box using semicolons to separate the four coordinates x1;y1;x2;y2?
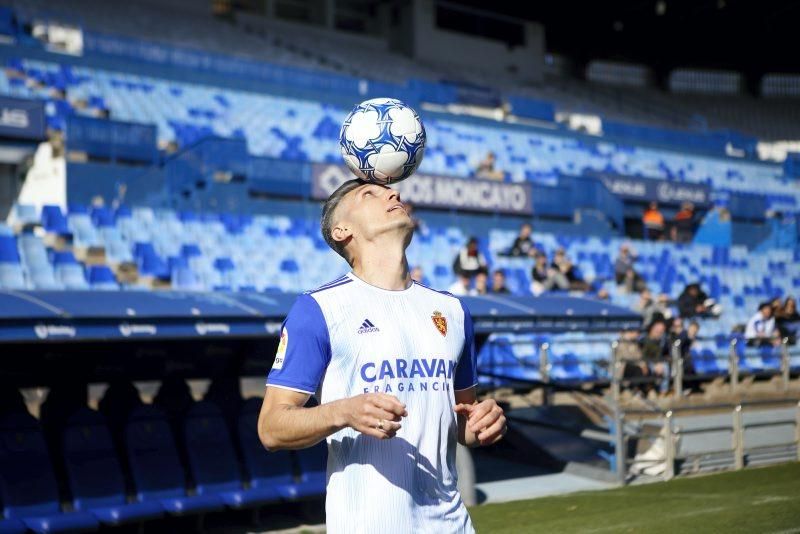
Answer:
321;179;367;262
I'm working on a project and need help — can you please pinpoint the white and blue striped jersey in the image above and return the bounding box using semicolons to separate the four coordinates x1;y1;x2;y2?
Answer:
267;272;477;534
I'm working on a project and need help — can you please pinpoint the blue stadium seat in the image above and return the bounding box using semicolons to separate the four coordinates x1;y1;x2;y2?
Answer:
294;441;327;498
40;206;70;236
0;236;19;264
61;408;164;526
0;412;99;533
236;398;298;501
86;265;118;290
123;405;224;515
182;401;278;508
0;518;25;534
12;204;38;227
0;264;25;290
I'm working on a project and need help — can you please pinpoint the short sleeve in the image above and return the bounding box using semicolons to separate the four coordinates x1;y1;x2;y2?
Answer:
266;294;331;394
454;300;478;391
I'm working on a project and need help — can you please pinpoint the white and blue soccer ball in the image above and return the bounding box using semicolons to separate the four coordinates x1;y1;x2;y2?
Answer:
339;97;425;184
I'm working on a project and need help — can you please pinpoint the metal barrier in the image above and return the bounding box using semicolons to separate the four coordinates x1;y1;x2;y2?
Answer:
610;395;800;485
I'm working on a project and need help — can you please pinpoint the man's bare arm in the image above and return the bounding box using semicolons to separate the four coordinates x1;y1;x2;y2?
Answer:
258;386;408;451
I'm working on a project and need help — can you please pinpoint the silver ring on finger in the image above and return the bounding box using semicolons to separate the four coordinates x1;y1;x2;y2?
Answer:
377;419;385;431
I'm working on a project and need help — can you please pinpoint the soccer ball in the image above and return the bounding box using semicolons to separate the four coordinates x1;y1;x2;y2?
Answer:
339;97;426;184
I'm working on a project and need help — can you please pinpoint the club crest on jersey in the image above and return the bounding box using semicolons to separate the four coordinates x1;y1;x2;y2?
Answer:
431;311;447;337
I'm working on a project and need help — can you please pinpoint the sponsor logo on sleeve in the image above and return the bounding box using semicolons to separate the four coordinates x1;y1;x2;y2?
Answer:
272;327;288;370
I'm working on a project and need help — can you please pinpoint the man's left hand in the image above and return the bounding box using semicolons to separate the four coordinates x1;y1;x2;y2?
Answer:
454;399;506;446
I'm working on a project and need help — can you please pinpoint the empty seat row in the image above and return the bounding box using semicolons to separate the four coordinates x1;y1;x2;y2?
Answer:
0;398;326;532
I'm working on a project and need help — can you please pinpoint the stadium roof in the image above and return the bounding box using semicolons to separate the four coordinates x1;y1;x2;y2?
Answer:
0;291;641;342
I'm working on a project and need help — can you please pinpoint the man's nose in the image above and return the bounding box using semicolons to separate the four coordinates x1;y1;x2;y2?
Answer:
387;189;401;203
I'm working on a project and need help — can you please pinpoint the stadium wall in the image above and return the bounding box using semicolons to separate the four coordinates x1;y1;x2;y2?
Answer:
408;0;545;83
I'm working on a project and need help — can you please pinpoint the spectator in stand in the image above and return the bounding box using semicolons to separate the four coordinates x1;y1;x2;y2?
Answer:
635;290;672;326
410;265;430;286
506;223;536;257
677;282;721;319
776;296;799;344
667;318;699;386
683;320;700;378
639;319;670;394
530;251;569;296
452;237;488;280
614;244;646;293
470;272;489;296
552;248;590;291
447;274;471;296
475;151;505;181
491;269;511;294
642;201;665;240
745;301;780;347
672;202;695;243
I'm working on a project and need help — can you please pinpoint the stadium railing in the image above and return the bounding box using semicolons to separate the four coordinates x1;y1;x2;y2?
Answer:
609;398;800;484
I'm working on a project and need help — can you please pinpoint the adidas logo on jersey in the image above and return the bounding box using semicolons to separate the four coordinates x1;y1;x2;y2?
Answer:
357;319;380;334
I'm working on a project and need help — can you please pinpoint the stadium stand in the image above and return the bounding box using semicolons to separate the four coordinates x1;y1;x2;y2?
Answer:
0;2;798;524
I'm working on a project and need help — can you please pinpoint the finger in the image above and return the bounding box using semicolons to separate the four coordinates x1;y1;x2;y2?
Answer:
466;402;496;431
453;403;475;415
359;414;402;434
364;405;403;423
372;394;407;417
468;406;502;433
358;421;401;440
477;417;506;444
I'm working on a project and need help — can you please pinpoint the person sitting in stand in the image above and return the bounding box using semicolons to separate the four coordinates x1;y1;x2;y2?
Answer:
452;236;488;281
776;296;799;344
506;223;536;257
530;251;569;296
552;248;590;292
410;265;430;286
614;244;646;293
745;301;780;347
672;202;695;243
678;282;721;319
447;273;471;296
475;151;505;181
470;272;489;296
491;269;511;294
642;201;665;240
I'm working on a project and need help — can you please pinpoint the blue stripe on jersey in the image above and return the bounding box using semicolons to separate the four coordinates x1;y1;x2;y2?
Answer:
305;275;349;294
308;279;353;294
412;280;457;299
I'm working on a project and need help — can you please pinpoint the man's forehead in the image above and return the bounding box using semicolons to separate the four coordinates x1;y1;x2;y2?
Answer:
340;182;391;203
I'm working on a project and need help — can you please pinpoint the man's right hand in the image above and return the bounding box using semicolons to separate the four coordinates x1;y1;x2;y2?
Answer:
335;393;407;440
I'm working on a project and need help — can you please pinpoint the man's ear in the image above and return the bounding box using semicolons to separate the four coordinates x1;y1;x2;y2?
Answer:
331;220;353;246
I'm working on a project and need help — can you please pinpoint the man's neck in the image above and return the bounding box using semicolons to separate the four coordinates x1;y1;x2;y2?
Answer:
351;238;411;291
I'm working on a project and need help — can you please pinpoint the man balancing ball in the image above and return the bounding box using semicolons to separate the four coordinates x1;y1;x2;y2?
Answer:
257;179;507;533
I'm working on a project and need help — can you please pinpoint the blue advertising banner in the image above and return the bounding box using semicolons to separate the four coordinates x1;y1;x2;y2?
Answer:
0;96;46;140
66;115;157;163
590;172;711;206
311;163;533;215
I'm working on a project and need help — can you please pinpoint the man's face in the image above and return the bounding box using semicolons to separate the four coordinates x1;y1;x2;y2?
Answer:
332;183;413;250
762;306;773;319
520;224;531;238
671;319;683;333
649;322;665;339
493;272;504;288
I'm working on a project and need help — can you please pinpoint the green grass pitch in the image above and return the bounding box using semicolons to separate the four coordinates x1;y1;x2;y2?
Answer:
469;462;800;533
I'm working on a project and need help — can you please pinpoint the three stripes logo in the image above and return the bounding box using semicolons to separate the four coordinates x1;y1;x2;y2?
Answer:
357;318;380;334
